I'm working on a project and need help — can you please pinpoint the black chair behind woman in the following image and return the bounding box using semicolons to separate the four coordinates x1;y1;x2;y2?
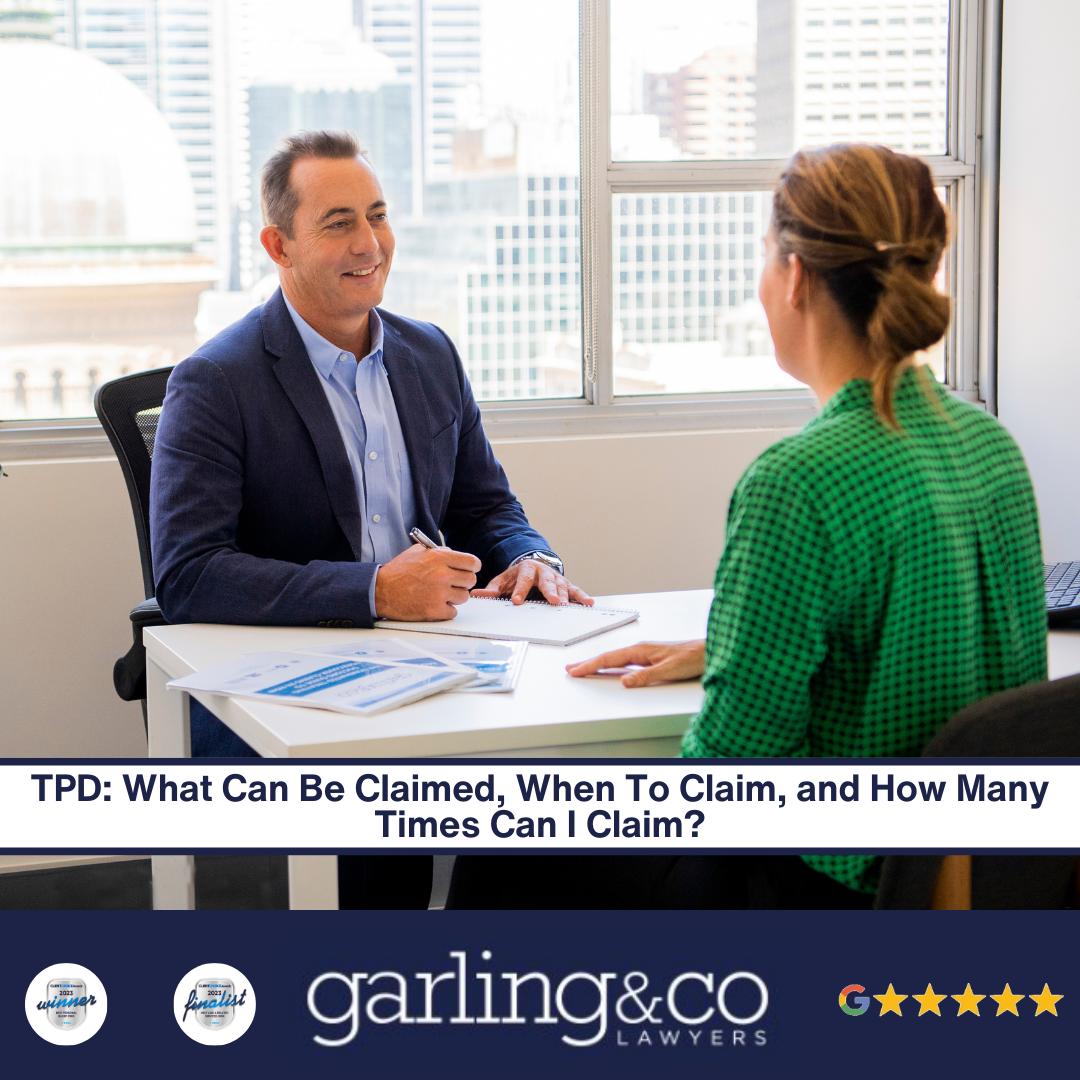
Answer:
876;674;1080;909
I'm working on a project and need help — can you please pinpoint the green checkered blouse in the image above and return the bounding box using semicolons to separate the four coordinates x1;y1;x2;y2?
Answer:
681;367;1047;893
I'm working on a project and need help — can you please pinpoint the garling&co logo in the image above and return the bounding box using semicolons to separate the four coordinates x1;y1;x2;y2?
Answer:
24;963;108;1045
308;949;770;1051
173;962;257;1045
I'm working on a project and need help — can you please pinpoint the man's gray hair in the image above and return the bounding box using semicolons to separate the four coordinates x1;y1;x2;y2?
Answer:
260;130;370;238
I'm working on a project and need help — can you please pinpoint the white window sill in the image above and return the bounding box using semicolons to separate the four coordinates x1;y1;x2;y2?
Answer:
0;392;822;462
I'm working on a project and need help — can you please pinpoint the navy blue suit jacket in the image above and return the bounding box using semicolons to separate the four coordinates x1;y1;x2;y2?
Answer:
150;289;553;627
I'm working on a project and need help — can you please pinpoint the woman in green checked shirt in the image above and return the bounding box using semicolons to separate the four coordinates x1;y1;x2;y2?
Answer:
564;144;1047;908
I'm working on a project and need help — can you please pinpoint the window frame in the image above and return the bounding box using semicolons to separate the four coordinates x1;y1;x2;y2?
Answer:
482;0;993;438
0;0;998;459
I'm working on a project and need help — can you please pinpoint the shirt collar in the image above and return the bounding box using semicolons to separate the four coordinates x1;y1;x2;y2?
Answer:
814;366;928;423
282;292;384;382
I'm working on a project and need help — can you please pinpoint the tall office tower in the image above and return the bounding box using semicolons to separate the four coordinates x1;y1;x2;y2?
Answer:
757;0;950;156
644;43;757;159
458;175;581;401
756;0;794;154
229;2;413;292
244;79;413;285
48;0;232;282
612;192;768;351
353;0;482;190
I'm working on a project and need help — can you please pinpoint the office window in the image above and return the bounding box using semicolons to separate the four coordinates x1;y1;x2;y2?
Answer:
598;0;969;403
4;0;986;431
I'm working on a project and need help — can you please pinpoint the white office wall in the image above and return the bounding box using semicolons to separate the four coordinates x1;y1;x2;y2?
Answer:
998;0;1080;561
492;428;788;595
0;458;146;757
0;428;793;757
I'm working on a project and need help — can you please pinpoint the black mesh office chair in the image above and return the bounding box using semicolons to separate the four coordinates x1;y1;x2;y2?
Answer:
876;674;1080;909
94;367;174;727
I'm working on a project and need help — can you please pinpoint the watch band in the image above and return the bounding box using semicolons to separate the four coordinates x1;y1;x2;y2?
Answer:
510;550;564;576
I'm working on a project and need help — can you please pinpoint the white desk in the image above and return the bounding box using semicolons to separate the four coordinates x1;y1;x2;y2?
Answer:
143;589;712;909
142;596;1080;911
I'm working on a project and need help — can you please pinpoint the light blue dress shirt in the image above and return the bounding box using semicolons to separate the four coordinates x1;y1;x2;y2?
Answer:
282;295;417;614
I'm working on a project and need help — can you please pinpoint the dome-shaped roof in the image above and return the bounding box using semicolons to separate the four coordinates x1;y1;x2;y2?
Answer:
0;39;196;248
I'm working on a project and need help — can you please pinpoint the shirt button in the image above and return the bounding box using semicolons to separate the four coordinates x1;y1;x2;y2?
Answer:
369;451;378;460
372;514;381;523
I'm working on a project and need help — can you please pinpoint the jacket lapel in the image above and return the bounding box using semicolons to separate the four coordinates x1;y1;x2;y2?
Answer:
262;290;366;560
380;315;436;532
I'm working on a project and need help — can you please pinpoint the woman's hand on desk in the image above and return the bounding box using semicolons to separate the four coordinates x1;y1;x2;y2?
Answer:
566;640;706;687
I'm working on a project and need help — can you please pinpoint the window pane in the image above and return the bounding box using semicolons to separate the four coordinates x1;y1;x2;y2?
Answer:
611;0;950;162
610;190;804;395
612;186;954;398
1;0;580;421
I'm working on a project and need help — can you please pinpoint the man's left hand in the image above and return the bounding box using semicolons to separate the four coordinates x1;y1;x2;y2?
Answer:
471;559;594;607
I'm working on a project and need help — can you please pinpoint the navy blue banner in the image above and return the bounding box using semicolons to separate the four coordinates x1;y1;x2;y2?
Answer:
3;910;1075;1076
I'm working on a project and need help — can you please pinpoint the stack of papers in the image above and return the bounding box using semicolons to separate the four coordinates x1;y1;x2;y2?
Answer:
303;637;528;694
167;637;528;717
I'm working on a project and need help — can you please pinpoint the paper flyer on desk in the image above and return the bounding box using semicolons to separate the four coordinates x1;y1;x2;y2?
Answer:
166;650;475;715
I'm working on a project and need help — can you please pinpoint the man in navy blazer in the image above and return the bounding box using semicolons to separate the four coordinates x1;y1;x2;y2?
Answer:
151;287;564;629
150;130;589;905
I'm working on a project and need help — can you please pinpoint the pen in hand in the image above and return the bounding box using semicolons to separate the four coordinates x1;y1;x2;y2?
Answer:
409;527;443;550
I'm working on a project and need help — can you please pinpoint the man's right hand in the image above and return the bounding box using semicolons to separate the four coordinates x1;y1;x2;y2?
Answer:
374;543;482;621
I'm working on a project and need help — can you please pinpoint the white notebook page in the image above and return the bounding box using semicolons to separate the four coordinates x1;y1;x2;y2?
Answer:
377;598;639;646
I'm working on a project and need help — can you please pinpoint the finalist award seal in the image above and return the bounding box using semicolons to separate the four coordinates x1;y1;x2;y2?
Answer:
173;962;256;1045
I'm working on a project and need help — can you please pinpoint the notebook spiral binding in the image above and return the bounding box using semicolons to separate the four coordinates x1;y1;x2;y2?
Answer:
472;597;638;614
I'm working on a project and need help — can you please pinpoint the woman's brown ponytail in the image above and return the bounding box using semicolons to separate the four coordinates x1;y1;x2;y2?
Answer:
772;145;951;426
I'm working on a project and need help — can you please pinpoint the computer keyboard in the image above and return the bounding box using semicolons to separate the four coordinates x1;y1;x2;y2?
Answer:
1045;561;1080;626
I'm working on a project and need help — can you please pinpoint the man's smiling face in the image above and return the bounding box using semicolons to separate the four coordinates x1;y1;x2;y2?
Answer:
279;154;395;322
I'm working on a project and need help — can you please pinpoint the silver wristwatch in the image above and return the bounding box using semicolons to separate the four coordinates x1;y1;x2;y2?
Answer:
511;550;564;576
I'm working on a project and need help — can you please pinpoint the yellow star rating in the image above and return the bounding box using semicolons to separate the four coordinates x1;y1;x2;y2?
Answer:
951;984;986;1016
989;984;1025;1017
873;984;908;1016
1030;984;1064;1017
912;984;948;1016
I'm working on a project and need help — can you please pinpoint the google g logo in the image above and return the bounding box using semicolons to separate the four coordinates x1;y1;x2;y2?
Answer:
839;984;870;1016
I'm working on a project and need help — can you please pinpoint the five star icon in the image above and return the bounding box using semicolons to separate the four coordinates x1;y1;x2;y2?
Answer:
1030;984;1064;1017
861;982;1063;1018
989;984;1025;1017
873;984;908;1016
912;983;948;1017
951;984;986;1016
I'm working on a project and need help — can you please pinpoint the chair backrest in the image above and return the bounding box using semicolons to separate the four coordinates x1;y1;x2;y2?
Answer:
876;674;1080;908
920;673;1080;757
94;367;174;599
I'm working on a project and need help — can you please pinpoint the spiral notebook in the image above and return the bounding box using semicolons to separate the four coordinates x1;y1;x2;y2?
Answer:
378;597;639;646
